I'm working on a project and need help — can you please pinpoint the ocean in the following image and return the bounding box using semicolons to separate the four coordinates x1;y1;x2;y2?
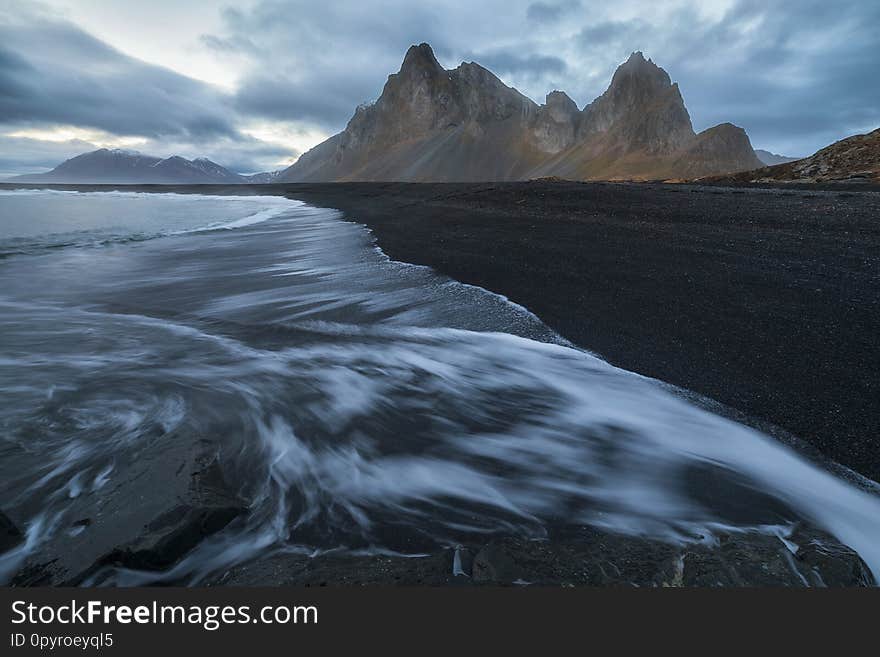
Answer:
1;189;878;584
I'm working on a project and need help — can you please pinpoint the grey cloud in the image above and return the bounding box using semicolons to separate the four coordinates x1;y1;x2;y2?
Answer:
467;51;567;78
178;138;298;174
209;1;457;129
570;0;880;155
0;5;303;173
526;1;581;23
576;20;646;48
0;12;237;142
677;0;880;154
234;73;382;127
0;135;99;178
0;131;298;178
199;33;261;56
2;0;877;171
195;0;880;154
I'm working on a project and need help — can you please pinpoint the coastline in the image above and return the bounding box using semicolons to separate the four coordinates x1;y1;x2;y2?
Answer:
3;180;879;484
2;180;879;586
288;181;880;485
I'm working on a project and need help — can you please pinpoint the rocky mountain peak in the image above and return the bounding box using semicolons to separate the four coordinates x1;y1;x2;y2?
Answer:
597;52;677;114
615;51;670;85
340;43;538;157
398;42;445;78
672;122;763;178
282;44;761;183
579;51;694;153
530;91;581;153
545;90;579;116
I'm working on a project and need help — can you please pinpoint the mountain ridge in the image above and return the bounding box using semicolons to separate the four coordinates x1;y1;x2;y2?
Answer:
280;44;763;182
755;149;799;166
10;148;278;184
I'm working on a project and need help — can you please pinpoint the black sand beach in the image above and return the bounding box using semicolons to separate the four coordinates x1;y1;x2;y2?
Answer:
285;181;880;483
4;180;879;485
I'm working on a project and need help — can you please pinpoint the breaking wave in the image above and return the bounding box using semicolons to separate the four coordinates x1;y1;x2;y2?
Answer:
0;191;878;585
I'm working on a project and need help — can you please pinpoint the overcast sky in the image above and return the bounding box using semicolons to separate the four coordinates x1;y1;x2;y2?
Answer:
1;0;877;176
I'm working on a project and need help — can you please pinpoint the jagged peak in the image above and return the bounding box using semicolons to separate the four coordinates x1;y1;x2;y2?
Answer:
611;51;672;88
627;51;647;63
453;60;510;86
456;60;489;72
545;90;577;109
399;42;443;75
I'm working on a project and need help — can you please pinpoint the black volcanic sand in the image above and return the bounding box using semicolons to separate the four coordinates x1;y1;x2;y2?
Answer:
2;180;879;586
282;181;880;484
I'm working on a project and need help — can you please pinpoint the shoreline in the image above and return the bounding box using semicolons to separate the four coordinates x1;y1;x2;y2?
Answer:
284;181;880;485
2;180;879;483
2;180;879;586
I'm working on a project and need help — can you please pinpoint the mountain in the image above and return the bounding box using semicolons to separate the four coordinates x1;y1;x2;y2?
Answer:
242;170;283;183
705;128;880;184
10;149;272;184
755;149;799;166
280;45;762;182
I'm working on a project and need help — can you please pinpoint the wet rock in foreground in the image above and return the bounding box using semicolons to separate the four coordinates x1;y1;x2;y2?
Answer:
69;504;245;585
0;511;23;553
210;525;873;587
66;456;246;585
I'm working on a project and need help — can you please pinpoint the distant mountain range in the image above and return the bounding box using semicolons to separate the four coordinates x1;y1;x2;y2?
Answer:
10;149;280;184
279;44;764;182
755;150;799;166
706;128;880;184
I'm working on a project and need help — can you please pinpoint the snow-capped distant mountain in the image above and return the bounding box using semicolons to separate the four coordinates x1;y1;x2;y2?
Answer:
10;149;278;184
242;170;283;183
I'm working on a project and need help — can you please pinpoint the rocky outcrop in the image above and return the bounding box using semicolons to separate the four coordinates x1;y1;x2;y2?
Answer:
672;123;764;179
209;524;874;587
531;90;579;153
281;45;760;182
288;44;544;182
704;128;880;184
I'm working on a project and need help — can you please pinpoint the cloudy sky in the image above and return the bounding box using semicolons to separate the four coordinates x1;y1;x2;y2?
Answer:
1;0;877;176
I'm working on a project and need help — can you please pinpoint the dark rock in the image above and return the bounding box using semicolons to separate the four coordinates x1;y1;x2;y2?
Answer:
9;561;59;587
0;510;23;553
787;526;874;586
681;528;873;587
472;543;524;583
209;524;872;587
214;550;460;587
68;505;244;585
470;532;682;586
